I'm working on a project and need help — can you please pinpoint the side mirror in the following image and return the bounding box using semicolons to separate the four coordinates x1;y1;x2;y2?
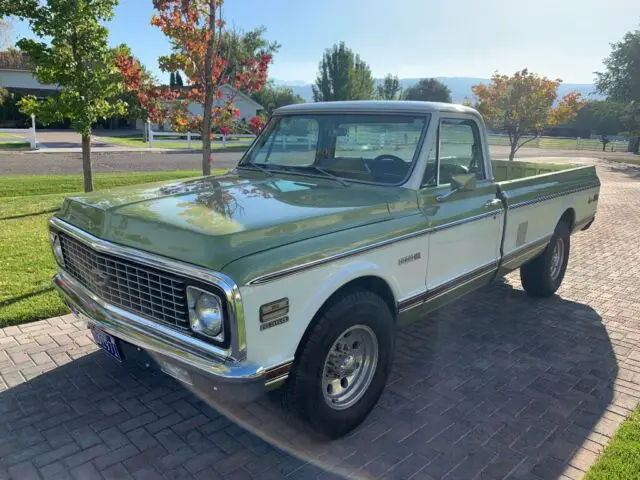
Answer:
332;127;348;137
436;173;476;203
451;173;476;192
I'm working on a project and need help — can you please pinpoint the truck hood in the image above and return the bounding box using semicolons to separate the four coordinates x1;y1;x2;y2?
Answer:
56;171;406;271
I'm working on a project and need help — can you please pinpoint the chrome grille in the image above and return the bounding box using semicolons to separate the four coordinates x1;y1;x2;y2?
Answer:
58;233;188;328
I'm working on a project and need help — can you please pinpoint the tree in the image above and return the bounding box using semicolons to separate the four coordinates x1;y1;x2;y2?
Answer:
169;71;176;88
175;71;184;87
312;42;374;102
251;81;304;115
403;78;452;103
595;24;640;153
151;0;273;175
112;43;168;130
8;0;126;192
472;69;583;161
376;74;401;100
567;100;625;135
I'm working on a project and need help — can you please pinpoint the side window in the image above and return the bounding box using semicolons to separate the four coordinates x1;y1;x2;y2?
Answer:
423;118;485;186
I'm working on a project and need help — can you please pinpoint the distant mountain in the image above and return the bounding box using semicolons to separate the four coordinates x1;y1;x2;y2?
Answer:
277;77;601;103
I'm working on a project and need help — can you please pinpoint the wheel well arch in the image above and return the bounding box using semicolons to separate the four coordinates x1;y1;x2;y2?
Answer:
559;208;576;231
292;275;397;362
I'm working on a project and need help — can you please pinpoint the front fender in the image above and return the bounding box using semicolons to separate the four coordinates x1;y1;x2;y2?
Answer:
238;257;410;371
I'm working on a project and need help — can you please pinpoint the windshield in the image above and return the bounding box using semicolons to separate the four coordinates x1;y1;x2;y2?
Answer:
239;113;429;185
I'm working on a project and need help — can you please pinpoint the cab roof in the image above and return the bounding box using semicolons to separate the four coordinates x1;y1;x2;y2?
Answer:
274;100;480;116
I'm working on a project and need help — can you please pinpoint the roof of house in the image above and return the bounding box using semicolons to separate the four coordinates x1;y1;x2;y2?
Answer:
0;51;30;71
170;83;263;110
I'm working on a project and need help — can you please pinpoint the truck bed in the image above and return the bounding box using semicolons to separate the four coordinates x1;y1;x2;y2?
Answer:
491;159;600;272
491;159;580;182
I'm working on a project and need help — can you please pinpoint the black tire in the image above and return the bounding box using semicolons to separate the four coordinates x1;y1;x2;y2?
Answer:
285;289;395;439
520;221;570;297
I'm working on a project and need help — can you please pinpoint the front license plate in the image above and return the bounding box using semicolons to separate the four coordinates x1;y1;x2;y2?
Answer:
91;328;123;362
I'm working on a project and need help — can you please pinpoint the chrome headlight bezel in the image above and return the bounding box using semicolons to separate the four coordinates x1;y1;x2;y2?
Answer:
186;286;225;342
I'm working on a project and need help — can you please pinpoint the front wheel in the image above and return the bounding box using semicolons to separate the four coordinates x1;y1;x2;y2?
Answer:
520;221;570;297
285;289;395;438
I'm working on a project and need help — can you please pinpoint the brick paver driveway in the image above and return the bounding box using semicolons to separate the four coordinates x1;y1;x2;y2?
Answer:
2;159;640;480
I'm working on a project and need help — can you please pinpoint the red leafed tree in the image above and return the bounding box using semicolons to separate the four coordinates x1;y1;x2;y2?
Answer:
248;115;266;134
115;53;180;127
151;0;273;175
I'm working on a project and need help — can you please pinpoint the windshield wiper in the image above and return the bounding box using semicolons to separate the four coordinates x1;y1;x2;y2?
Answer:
237;163;273;177
308;166;350;187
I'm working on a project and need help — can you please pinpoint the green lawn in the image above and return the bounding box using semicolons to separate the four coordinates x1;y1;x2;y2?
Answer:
102;134;254;150
0;141;30;150
0;132;31;150
0;170;227;327
586;408;640;480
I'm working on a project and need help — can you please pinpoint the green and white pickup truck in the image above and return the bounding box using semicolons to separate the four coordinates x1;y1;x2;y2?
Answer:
50;101;600;437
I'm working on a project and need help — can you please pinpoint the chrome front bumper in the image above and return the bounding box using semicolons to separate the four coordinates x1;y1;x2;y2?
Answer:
54;270;267;402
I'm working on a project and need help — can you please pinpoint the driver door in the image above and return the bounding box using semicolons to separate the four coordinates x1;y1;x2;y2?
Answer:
419;117;503;304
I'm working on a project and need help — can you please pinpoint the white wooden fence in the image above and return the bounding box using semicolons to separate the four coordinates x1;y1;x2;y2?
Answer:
0;115;37;149
147;124;256;149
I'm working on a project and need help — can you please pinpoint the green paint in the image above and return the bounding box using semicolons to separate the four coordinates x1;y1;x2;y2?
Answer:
496;164;600;210
53;161;599;289
55;170;408;272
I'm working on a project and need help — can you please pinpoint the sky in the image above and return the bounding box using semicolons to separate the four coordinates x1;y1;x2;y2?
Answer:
9;0;640;85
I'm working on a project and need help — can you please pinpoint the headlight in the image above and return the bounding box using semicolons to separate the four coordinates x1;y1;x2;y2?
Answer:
49;232;65;268
187;287;224;340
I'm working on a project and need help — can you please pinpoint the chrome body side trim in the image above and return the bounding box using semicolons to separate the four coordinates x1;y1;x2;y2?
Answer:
397;260;498;313
501;235;552;269
49;217;247;360
54;271;265;387
247;210;504;285
508;183;599;210
431;209;503;233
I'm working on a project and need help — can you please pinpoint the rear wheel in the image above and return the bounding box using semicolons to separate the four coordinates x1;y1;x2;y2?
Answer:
285;289;395;438
520;221;570;297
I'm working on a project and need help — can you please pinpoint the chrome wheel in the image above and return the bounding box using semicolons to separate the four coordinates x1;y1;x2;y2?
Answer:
550;237;565;281
322;325;378;411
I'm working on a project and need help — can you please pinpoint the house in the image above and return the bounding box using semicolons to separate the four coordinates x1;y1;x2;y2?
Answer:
0;51;58;96
0;51;263;130
142;84;264;130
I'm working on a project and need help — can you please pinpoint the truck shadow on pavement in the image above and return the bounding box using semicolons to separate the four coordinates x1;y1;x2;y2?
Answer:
0;279;617;479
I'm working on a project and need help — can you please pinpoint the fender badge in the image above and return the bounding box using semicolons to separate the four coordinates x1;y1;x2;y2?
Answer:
399;252;421;266
260;316;289;331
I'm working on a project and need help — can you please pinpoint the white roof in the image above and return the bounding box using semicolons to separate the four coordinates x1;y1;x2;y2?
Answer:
275;100;479;116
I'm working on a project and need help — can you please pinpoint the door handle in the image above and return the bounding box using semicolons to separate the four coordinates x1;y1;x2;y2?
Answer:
484;198;502;208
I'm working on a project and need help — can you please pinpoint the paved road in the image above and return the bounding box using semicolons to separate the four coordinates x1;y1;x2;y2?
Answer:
2;159;640;479
0;151;243;175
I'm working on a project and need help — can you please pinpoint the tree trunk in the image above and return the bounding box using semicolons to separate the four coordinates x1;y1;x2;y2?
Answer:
200;0;217;177
509;142;517;161
81;134;93;192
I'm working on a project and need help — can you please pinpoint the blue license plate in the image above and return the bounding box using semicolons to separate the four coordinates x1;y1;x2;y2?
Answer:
91;328;123;362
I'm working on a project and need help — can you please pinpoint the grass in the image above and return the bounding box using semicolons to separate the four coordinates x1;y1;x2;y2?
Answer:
102;134;254;150
586;408;640;480
0;169;224;326
0;141;30;150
